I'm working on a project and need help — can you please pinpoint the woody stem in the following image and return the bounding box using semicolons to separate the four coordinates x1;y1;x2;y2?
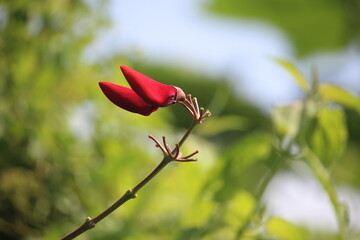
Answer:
61;118;201;240
131;156;171;194
177;120;198;149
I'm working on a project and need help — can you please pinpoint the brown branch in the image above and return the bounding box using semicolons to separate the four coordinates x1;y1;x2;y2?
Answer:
61;96;210;240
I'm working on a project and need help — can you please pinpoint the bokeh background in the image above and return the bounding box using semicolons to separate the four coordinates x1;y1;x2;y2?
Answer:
1;0;360;239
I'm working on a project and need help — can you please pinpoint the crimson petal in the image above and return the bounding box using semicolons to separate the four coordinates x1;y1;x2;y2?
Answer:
99;82;158;116
120;66;178;107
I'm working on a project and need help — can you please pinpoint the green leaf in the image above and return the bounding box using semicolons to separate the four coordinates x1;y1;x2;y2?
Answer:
272;101;303;139
320;83;360;114
267;217;308;240
307;108;347;164
274;58;309;93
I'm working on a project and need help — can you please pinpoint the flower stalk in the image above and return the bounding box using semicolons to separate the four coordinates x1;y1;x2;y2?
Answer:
61;95;210;240
302;147;348;240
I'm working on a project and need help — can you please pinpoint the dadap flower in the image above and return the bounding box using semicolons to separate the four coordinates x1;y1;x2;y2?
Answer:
99;66;186;116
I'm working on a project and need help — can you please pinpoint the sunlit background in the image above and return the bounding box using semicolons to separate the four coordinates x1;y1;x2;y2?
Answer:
1;0;360;239
86;0;360;233
86;0;360;110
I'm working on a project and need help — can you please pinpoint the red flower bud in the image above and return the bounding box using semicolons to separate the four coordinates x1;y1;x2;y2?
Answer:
99;82;157;116
99;66;186;116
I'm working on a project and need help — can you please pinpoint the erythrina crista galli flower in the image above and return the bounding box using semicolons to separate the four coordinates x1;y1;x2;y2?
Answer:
99;66;186;116
63;66;211;240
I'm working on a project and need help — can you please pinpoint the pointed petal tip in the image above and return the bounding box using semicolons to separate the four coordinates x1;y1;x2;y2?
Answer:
98;81;109;87
98;81;107;90
120;65;130;73
98;82;116;93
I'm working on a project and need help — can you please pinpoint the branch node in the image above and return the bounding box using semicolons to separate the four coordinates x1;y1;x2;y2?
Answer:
85;217;96;229
126;189;137;199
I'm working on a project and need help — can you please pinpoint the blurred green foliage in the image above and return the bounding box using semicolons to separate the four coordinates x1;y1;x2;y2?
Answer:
1;1;360;240
271;60;360;240
0;0;108;239
207;0;360;56
267;217;309;240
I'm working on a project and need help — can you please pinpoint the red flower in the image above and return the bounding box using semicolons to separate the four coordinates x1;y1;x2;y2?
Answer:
99;66;186;116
